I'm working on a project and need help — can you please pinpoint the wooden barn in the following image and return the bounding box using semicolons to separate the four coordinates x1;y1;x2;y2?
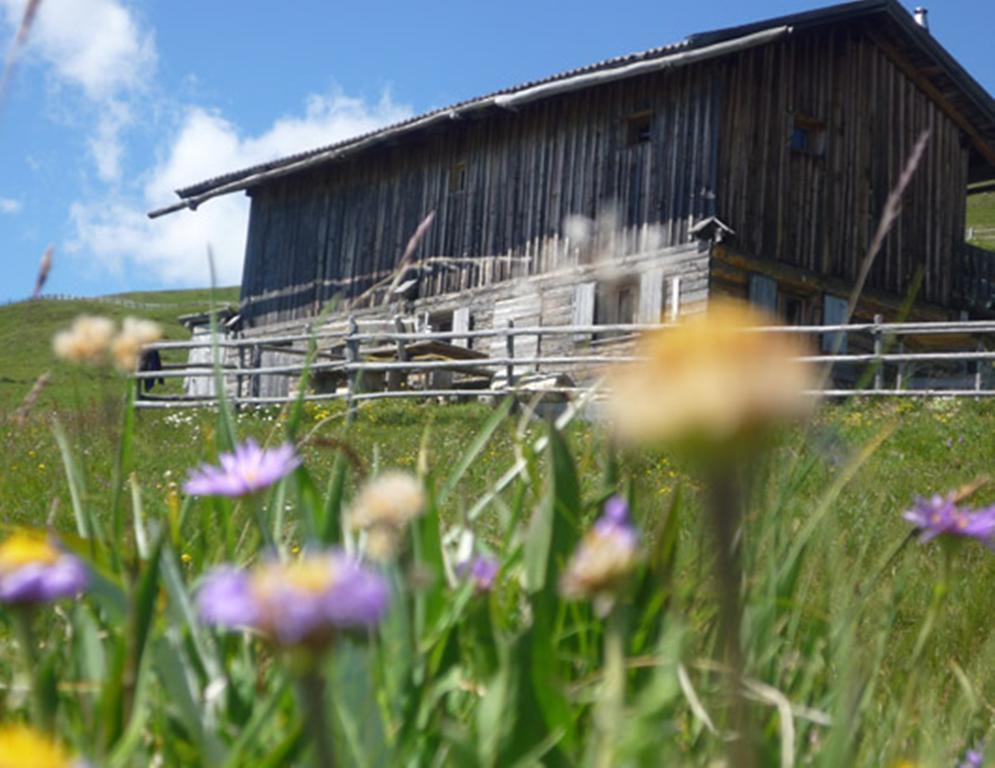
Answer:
151;0;995;395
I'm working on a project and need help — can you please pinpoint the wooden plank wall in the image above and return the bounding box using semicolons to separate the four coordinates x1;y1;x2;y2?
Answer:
714;24;970;310
239;66;721;326
240;242;709;398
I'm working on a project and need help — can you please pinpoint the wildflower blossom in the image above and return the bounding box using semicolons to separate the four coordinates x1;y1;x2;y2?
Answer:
561;496;639;612
902;495;995;545
959;746;983;768
606;301;815;448
456;555;500;591
0;724;84;768
197;550;389;648
110;316;163;372
347;471;426;560
0;533;88;604
184;439;301;497
51;315;115;365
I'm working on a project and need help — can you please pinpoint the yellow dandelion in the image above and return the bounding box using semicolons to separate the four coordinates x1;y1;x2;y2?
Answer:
606;300;816;449
0;724;77;768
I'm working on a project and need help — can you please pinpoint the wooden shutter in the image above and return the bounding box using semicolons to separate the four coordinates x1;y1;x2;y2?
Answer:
573;281;596;341
822;294;849;353
452;307;470;348
748;273;778;312
669;276;682;321
638;268;664;324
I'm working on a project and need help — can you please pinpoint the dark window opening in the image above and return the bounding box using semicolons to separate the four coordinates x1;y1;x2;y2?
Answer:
790;114;827;157
425;311;452;333
595;278;639;339
783;296;807;326
448;162;467;193
626;112;653;146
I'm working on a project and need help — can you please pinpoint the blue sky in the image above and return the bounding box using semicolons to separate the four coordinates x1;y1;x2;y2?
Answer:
1;0;993;303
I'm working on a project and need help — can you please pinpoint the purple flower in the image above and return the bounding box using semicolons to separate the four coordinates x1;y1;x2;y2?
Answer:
0;534;88;604
197;549;389;647
902;495;995;544
184;439;301;497
456;555;500;591
560;495;640;609
959;745;983;768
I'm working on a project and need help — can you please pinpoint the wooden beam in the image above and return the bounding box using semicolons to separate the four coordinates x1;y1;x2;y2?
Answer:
865;27;995;171
711;243;955;321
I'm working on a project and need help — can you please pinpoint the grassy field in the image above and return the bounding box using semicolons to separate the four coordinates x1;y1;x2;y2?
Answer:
3;271;995;762
0;287;238;410
3;384;995;763
967;190;995;250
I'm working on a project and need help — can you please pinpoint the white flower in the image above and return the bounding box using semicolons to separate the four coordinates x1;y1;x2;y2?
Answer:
52;315;115;364
110;317;163;372
348;471;426;560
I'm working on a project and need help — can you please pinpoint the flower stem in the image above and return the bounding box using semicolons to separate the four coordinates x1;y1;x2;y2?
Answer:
893;543;952;749
596;603;626;768
11;607;53;732
705;466;754;768
250;493;276;553
296;668;336;768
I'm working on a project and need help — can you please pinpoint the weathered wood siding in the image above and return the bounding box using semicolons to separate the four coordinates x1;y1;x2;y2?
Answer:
239;67;721;326
714;24;970;307
241;242;709;398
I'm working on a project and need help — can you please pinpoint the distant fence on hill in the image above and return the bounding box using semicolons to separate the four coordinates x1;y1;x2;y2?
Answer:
1;293;228;311
132;317;995;412
967;226;995;242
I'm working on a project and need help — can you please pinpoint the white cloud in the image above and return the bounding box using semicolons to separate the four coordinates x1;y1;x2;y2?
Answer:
0;0;155;180
0;196;21;214
71;90;413;285
0;0;155;99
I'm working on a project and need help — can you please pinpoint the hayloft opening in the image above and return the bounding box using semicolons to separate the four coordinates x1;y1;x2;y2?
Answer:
626;111;654;146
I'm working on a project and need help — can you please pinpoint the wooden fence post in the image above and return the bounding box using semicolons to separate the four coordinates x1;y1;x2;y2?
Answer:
873;314;883;392
388;314;408;391
896;340;906;391
251;344;262;399
236;342;245;410
975;340;985;392
505;319;516;391
345;316;359;423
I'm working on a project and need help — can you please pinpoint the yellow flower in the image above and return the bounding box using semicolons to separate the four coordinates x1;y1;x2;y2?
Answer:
0;724;76;768
347;471;426;560
52;315;115;365
0;533;60;573
180;553;192;564
110;317;163;373
606;300;815;448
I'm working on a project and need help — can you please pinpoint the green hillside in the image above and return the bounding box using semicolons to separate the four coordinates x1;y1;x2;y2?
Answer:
0;287;239;412
967;190;995;250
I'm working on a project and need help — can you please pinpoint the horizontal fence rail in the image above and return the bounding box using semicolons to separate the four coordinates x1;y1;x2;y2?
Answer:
133;316;995;411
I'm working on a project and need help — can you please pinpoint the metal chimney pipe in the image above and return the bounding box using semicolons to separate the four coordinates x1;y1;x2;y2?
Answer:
914;7;929;31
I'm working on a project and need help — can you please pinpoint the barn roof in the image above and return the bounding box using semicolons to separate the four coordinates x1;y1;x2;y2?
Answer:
149;0;995;218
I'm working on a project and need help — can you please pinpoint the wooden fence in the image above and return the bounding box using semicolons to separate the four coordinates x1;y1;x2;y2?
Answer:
131;317;995;412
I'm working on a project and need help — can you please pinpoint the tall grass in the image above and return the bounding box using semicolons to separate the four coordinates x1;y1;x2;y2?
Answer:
0;330;992;766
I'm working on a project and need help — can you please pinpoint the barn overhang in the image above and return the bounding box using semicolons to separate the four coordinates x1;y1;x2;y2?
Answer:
148;0;995;219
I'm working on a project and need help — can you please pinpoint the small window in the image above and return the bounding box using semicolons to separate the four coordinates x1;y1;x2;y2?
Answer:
626;111;653;146
448;162;467;193
791;114;826;157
